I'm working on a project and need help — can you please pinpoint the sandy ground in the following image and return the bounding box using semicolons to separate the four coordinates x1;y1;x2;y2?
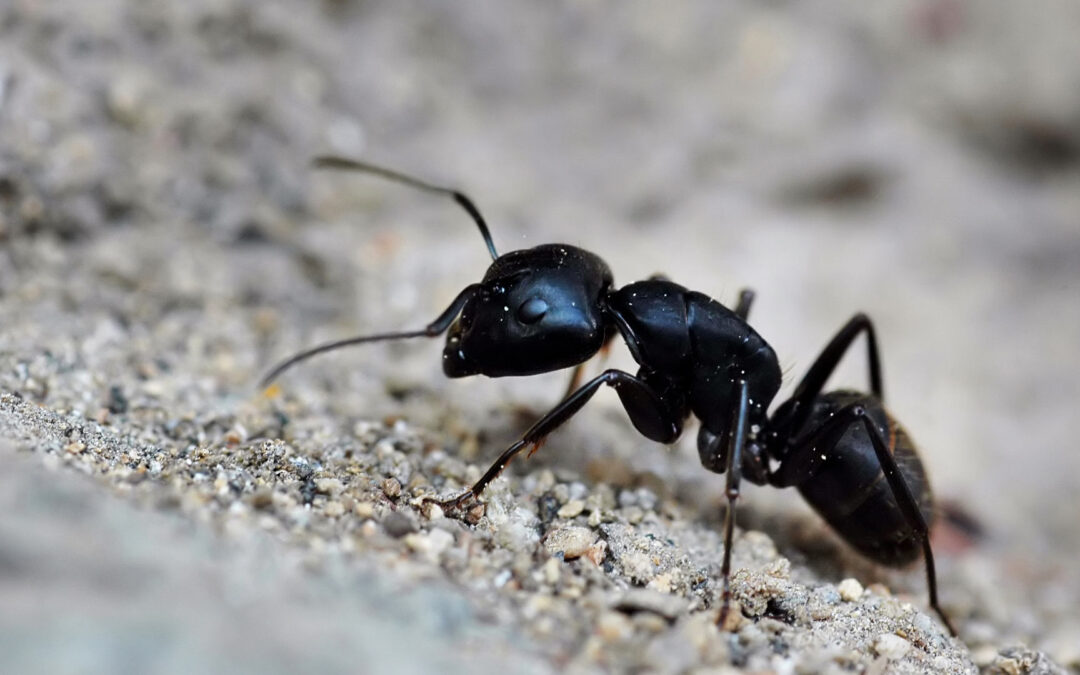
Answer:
1;1;1079;673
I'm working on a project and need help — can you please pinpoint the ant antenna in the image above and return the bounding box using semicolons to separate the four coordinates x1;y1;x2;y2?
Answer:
313;155;499;260
261;329;431;389
260;283;479;387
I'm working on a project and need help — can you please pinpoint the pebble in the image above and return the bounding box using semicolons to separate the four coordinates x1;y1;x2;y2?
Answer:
838;578;864;602
532;469;556;493
422;501;445;521
542;525;596;559
583;539;606;566
873;634;911;660
552;483;570;504
315;478;343;495
382;510;418;538
557;499;585;519
381;477;402;499
540;557;561;586
989;655;1023;675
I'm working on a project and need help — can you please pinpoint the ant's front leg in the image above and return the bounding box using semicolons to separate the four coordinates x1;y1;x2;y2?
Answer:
717;379;750;629
428;368;684;512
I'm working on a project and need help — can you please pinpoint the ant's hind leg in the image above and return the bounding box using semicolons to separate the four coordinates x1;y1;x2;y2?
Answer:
770;404;956;635
430;369;683;510
774;314;883;436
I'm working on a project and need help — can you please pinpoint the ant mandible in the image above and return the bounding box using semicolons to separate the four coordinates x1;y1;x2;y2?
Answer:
262;156;956;636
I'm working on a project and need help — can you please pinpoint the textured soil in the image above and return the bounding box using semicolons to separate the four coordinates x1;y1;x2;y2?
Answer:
1;2;1079;673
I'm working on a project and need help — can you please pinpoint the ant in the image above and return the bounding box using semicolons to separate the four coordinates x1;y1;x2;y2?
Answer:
262;155;956;636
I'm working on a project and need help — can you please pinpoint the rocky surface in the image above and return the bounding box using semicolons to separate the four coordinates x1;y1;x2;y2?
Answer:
2;1;1078;673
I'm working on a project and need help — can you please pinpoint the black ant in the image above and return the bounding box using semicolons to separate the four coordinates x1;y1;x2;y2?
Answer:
262;156;956;636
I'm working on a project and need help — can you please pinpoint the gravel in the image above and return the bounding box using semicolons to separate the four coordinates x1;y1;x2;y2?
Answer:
2;1;1078;673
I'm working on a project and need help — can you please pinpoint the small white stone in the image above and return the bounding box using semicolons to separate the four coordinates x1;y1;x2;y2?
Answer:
557;499;585;519
543;525;596;559
838;578;864;602
315;478;343;495
541;557;561;585
874;633;911;660
423;502;445;521
587;510;603;527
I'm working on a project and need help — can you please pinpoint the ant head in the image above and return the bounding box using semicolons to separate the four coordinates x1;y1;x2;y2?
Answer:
443;244;613;377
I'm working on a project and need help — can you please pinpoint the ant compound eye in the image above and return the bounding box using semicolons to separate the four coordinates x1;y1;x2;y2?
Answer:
516;297;549;324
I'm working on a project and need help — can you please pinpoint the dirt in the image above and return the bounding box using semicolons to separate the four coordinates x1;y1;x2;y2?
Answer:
1;1;1078;673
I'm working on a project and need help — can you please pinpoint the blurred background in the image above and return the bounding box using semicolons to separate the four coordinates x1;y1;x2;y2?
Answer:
1;0;1078;671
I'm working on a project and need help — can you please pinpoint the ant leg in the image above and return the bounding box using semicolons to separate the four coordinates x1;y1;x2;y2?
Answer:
718;379;750;628
775;313;883;436
770;405;956;635
733;289;755;321
431;369;682;509
260;284;480;386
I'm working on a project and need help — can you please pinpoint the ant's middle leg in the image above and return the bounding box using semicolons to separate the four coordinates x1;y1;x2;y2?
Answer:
431;369;683;510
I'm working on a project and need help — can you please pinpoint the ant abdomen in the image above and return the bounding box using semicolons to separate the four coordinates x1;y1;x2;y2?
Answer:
797;391;934;567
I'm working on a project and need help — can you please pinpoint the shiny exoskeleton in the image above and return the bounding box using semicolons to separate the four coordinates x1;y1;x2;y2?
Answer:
262;156;955;635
